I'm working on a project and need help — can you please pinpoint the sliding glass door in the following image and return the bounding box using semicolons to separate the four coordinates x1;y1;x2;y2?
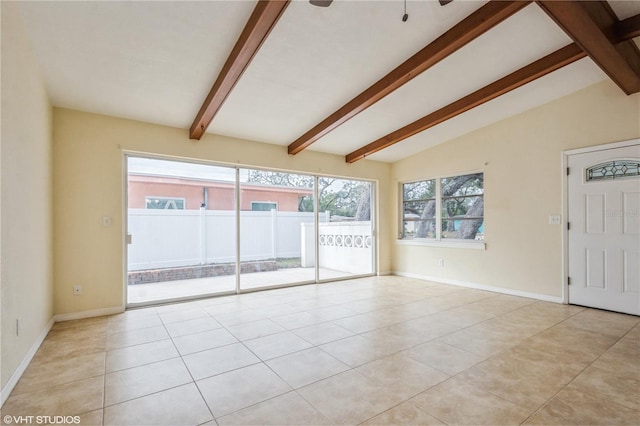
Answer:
317;178;375;281
126;156;375;306
126;157;236;304
239;169;316;290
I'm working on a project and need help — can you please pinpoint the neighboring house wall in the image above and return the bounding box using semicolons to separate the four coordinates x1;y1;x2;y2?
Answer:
391;80;640;300
129;177;203;210
1;2;54;397
238;188;306;211
128;175;310;211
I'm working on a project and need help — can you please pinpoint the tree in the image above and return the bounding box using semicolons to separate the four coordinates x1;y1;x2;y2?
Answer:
296;178;335;213
354;189;371;221
454;196;483;239
413;173;483;239
414;201;436;238
247;170;313;189
247;170;371;220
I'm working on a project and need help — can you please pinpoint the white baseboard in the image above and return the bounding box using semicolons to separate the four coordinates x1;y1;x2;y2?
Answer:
1;316;55;407
1;306;125;407
377;270;392;276
54;306;125;322
391;271;564;304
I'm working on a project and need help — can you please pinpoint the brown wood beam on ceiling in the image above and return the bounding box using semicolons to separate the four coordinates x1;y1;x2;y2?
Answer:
537;1;640;95
287;0;532;155
612;14;640;43
345;44;586;163
190;0;290;140
578;2;640;82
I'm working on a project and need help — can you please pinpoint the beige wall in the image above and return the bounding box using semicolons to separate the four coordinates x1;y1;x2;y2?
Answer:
1;2;54;391
391;80;640;299
4;5;638;394
52;109;391;315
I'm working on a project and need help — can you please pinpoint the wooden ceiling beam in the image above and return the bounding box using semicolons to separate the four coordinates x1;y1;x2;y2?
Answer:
190;0;290;140
537;1;640;95
612;14;640;43
345;44;586;163
287;0;531;155
346;4;640;163
578;2;640;82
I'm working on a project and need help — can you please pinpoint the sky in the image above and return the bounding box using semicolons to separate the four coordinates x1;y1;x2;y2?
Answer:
127;156;370;194
128;156;243;182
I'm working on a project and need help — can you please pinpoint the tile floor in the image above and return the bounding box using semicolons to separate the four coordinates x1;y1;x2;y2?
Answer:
3;276;639;425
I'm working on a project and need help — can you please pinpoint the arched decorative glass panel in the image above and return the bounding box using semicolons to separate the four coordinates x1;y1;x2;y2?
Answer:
586;160;640;182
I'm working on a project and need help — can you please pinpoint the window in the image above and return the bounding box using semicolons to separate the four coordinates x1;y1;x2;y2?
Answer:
145;197;185;210
402;179;436;239
401;173;484;242
251;201;277;211
586;160;640;182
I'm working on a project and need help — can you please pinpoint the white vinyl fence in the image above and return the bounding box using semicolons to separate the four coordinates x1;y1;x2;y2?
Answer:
128;209;328;271
301;221;373;274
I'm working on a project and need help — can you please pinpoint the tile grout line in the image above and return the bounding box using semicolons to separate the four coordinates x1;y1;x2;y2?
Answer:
373;304;593;423
101;325;107;426
167;323;218;425
474;309;630;425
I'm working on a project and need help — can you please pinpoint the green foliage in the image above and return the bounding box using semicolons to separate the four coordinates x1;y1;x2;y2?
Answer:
247;170;313;188
403;179;435;201
441;173;483;218
247;170;371;218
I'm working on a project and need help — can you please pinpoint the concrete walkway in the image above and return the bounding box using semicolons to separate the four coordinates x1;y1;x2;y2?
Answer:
128;267;352;304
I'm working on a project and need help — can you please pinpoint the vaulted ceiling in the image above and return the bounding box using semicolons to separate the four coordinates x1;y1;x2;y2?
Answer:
16;1;640;163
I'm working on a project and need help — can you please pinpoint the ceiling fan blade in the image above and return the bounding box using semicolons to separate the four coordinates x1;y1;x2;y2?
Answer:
310;0;333;7
439;0;454;5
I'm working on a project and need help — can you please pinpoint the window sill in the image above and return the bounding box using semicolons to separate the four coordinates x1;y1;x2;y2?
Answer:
396;239;486;250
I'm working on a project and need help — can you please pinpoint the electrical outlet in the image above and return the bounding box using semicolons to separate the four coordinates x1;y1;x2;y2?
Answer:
549;215;561;225
438;258;445;267
73;285;82;296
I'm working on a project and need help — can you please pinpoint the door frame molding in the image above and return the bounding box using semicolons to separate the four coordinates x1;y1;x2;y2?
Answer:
561;138;640;305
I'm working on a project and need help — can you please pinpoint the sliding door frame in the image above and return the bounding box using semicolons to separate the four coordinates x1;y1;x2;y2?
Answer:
123;152;377;307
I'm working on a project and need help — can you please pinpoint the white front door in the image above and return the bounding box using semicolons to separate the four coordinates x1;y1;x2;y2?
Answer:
568;143;640;315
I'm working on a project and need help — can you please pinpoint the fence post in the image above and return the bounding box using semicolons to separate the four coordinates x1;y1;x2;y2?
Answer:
199;207;207;265
300;222;315;267
271;209;277;259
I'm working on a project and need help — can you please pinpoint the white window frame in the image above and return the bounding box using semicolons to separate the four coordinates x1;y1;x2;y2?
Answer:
398;172;485;250
145;196;186;210
250;201;278;211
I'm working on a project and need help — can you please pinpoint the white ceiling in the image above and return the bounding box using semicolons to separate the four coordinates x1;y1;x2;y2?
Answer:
16;1;639;163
